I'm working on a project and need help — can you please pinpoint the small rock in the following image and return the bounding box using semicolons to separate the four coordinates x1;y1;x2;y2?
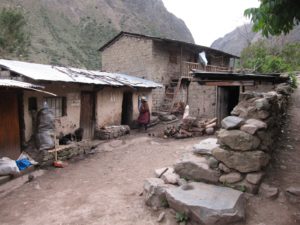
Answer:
205;127;215;135
285;186;300;204
192;138;219;156
232;179;259;194
219;163;231;173
246;172;264;185
207;156;219;169
221;116;245;130
219;172;243;184
177;178;187;186
143;178;170;209
259;183;279;199
245;119;267;130
240;124;258;135
162;172;180;185
255;98;270;110
157;212;165;222
154;167;174;178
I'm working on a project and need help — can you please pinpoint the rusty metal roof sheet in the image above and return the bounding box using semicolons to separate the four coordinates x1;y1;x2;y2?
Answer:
0;59;162;88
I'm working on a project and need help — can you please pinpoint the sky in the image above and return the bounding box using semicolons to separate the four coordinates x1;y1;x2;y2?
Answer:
162;0;260;46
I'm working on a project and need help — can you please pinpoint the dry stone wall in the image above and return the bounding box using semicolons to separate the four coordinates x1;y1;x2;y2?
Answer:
212;83;292;193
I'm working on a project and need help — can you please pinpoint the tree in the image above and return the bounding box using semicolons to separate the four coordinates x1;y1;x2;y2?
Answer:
0;8;30;57
244;0;300;37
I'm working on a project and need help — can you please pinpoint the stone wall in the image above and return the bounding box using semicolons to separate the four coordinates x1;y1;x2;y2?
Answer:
211;83;292;193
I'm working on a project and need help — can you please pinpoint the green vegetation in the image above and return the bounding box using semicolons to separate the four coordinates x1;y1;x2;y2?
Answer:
245;0;300;37
240;41;300;74
175;212;189;224
0;8;30;57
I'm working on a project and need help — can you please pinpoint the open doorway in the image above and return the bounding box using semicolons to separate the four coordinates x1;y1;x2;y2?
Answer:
217;86;240;126
121;92;133;126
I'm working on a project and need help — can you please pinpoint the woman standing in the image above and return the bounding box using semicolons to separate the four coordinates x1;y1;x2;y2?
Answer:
138;96;150;131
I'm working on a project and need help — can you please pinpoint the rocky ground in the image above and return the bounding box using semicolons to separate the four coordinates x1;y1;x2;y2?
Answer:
0;87;300;225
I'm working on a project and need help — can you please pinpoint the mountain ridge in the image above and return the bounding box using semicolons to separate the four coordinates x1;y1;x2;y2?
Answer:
211;24;300;56
0;0;194;69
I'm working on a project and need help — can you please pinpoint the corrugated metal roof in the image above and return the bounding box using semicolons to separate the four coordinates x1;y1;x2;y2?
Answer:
0;79;42;88
0;59;162;88
0;78;57;96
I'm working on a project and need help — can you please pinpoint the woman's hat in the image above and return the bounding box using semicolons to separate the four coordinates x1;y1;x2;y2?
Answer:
141;96;147;101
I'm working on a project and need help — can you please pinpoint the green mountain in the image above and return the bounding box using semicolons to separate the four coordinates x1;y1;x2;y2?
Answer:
0;0;194;69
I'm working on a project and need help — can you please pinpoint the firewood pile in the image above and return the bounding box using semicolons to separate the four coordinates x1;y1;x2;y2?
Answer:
164;117;217;139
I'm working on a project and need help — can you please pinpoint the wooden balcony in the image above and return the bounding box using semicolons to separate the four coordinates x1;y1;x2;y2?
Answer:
182;61;231;78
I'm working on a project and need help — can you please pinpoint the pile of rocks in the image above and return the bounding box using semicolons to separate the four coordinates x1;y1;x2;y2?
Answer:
94;125;130;140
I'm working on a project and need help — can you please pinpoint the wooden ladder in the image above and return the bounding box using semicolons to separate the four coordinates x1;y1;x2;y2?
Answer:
160;77;183;112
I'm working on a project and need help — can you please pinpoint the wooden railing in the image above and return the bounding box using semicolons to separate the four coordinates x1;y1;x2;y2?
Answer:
182;61;231;77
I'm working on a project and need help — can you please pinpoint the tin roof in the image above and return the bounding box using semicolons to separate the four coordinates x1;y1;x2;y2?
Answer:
0;78;56;96
0;59;162;88
0;79;42;88
98;31;239;58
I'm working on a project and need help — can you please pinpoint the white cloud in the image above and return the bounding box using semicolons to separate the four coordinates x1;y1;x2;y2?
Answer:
162;0;260;46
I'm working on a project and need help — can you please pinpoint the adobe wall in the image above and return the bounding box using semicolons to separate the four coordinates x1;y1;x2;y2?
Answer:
23;83;89;142
244;82;276;92
188;83;217;119
95;87;152;128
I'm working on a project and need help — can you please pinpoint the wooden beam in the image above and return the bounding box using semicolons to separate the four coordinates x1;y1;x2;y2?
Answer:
202;80;254;86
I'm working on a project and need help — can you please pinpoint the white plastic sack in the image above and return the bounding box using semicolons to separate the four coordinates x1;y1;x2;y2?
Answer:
183;105;190;119
0;157;20;176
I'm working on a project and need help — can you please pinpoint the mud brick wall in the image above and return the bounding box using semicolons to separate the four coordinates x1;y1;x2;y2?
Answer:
188;83;217;119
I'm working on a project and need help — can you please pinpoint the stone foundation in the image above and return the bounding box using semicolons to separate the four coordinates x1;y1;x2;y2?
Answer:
94;125;130;140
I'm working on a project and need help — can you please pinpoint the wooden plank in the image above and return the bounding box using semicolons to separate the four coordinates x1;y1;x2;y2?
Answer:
203;80;254;86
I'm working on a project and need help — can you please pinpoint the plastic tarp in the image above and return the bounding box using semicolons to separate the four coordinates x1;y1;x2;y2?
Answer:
35;107;55;150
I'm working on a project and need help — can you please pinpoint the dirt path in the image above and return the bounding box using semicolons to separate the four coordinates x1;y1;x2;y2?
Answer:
0;130;204;225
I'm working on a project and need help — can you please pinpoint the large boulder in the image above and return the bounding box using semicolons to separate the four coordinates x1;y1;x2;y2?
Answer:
212;147;270;173
174;153;221;184
217;129;260;151
221;116;245;130
192;138;219;156
165;182;246;225
143;178;170;209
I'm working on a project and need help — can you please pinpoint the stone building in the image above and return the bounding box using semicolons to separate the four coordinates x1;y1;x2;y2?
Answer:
99;32;287;122
99;31;239;116
0;59;161;159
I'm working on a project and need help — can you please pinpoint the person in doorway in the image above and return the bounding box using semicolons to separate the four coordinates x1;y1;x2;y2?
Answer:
138;96;150;131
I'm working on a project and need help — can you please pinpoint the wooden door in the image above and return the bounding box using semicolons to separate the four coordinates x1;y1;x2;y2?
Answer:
80;92;95;139
0;91;21;159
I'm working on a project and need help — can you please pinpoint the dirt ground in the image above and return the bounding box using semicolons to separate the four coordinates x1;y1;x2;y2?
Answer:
1;88;300;225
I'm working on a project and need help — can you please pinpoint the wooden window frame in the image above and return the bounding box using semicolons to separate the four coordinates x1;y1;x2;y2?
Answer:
44;96;67;117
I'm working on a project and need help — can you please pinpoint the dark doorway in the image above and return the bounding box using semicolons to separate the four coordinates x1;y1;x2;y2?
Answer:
80;92;95;139
0;90;21;159
217;86;240;126
121;92;133;126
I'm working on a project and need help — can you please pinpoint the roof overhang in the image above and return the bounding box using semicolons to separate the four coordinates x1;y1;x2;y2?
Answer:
0;79;56;96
